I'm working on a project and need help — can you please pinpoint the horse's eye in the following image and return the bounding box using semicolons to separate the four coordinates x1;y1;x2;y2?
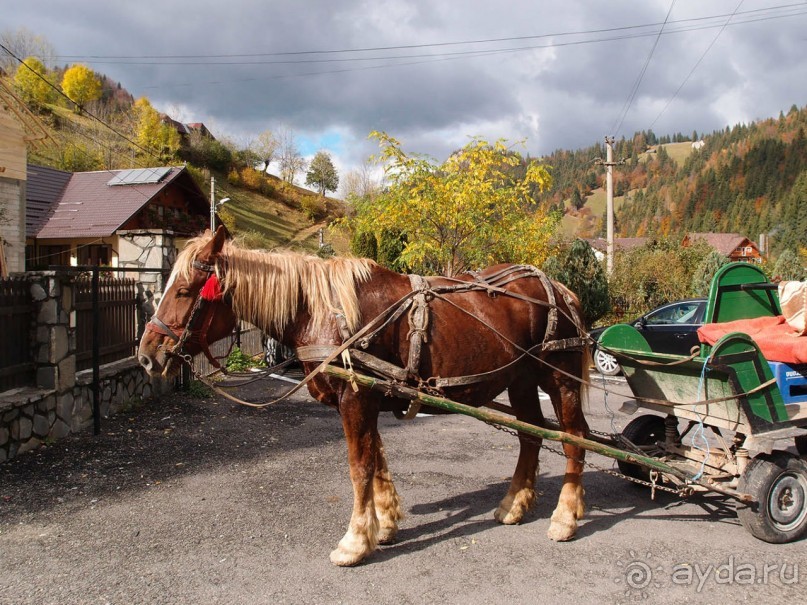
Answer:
177;288;191;298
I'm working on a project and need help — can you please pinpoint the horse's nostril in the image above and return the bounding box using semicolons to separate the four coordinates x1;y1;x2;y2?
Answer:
138;355;152;370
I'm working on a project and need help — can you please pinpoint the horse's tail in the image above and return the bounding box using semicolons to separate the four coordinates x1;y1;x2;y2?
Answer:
580;340;592;415
553;280;592;415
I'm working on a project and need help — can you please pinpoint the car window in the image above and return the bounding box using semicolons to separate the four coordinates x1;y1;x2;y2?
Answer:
645;302;703;325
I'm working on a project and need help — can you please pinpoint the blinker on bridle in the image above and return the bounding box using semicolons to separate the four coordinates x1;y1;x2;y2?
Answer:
146;259;228;368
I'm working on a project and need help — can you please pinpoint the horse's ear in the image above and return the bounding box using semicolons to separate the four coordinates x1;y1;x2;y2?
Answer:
212;225;227;251
199;226;227;261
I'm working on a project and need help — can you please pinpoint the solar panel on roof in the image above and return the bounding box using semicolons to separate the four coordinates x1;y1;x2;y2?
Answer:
107;167;172;186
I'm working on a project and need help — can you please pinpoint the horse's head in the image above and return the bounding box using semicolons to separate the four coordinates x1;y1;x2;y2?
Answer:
138;226;238;378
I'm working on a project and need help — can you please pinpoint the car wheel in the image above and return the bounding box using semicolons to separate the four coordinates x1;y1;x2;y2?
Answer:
594;347;621;376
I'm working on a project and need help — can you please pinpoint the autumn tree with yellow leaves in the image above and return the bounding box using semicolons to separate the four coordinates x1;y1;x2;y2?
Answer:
351;132;558;276
133;97;180;162
13;56;54;105
60;64;101;111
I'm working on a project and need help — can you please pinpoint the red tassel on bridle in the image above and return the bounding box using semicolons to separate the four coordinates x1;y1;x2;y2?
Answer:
200;274;223;302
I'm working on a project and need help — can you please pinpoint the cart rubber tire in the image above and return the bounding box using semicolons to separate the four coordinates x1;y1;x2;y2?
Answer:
795;435;807;457
736;451;807;544
594;347;621;376
617;414;666;483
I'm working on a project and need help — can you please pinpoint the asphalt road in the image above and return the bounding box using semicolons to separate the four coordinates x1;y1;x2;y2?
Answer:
1;372;804;605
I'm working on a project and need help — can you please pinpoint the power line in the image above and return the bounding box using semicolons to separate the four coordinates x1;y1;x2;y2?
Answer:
611;0;677;138
130;7;807;93
42;3;806;63
649;0;746;131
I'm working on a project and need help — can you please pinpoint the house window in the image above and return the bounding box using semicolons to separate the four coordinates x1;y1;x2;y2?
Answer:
78;244;111;266
35;245;70;267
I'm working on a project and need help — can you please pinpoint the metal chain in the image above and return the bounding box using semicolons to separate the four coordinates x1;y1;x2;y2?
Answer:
483;419;685;496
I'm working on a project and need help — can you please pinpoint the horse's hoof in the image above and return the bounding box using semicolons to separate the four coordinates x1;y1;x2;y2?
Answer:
494;489;534;525
377;526;398;544
547;511;577;542
329;546;367;567
494;505;523;525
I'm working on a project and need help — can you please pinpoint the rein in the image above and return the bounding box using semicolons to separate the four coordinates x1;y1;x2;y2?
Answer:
149;255;775;412
145;259;232;370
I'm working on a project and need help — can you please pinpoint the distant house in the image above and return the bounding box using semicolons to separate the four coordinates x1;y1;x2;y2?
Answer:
586;237;649;261
26;164;210;269
681;232;763;263
161;115;216;142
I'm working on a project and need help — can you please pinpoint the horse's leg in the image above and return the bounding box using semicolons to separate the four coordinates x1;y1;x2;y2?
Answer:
494;376;544;525
539;356;588;542
374;437;404;544
330;391;380;567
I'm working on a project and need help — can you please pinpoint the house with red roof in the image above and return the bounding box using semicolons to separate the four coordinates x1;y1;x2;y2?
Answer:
681;232;763;263
25;164;210;269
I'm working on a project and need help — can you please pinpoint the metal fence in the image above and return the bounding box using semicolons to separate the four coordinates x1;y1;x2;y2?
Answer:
75;276;138;371
0;278;35;391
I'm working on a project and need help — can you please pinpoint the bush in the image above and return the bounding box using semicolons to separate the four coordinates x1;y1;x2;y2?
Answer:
237;229;274;250
225;346;265;372
57;142;102;172
239;166;263;191
605;239;711;323
185;380;213;399
301;196;326;221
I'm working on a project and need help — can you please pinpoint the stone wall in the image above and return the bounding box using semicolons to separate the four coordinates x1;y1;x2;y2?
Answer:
0;271;171;462
118;230;176;336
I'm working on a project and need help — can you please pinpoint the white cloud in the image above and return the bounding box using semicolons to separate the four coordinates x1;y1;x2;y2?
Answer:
4;0;806;182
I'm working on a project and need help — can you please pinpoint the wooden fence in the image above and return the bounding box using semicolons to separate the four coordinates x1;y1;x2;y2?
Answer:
75;276;138;372
190;323;265;377
0;278;35;391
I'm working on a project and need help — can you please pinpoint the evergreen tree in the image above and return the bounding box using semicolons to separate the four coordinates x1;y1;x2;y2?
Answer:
772;249;805;281
543;239;609;327
377;229;408;273
691;250;729;296
350;231;378;260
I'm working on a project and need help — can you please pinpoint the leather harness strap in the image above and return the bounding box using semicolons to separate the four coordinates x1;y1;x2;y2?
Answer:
406;274;431;383
295;266;588;417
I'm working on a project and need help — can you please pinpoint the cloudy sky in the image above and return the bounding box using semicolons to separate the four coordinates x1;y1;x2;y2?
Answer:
4;1;806;190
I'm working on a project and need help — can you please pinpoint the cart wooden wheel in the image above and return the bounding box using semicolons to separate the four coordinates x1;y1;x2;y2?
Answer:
737;451;807;543
617;414;666;482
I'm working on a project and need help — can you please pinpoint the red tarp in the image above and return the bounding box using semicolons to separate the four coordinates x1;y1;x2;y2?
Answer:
697;316;807;364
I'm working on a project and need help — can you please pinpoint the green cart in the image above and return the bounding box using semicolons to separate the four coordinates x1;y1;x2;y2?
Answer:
598;262;807;543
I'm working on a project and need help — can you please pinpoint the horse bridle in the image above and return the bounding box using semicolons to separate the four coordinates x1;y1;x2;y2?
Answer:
146;259;228;369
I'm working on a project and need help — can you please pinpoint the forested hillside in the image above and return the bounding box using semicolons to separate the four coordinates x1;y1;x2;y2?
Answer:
535;105;807;257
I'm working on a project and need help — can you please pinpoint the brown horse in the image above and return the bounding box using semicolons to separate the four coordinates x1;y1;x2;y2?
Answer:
138;227;590;566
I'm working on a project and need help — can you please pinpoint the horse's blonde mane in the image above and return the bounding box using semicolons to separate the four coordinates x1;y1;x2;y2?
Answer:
175;235;374;336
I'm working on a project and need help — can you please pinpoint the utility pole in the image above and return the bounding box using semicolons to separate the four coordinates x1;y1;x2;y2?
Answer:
209;176;229;232
596;136;620;275
210;176;216;232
